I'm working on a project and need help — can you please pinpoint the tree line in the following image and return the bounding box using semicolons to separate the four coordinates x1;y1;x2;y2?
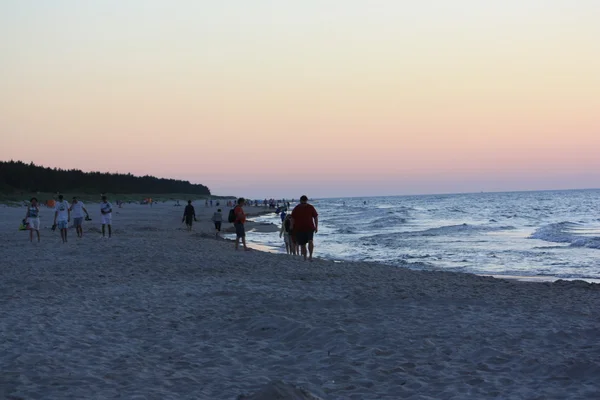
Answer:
0;161;211;195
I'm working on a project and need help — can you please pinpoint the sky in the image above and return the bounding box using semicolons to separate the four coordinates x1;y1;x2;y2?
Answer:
1;0;599;198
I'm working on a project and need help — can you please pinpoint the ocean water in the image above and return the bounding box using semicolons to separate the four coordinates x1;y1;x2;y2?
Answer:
247;190;600;280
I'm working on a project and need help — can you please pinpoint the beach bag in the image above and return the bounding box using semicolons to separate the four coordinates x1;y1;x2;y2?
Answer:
228;207;237;223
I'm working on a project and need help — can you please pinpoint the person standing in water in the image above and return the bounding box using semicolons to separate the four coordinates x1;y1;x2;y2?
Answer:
25;197;41;242
100;195;113;238
233;198;249;251
211;208;223;238
182;200;197;231
69;197;89;238
53;194;70;243
291;195;318;261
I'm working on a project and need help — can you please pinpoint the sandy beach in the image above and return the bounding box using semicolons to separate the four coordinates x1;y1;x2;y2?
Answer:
1;201;600;399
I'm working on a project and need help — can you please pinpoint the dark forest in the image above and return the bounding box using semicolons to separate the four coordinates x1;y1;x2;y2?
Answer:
0;161;211;195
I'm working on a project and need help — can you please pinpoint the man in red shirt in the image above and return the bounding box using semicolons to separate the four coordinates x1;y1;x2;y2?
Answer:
291;195;319;261
234;197;249;251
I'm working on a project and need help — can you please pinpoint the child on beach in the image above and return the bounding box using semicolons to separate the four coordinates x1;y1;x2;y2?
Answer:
279;214;293;255
211;209;223;238
25;197;40;242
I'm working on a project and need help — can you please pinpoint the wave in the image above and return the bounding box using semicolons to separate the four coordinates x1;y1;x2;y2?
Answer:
362;224;517;245
529;222;600;249
335;227;358;234
368;215;408;229
419;223;516;236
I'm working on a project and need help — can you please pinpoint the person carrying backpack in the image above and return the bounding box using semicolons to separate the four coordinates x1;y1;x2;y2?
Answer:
231;197;249;251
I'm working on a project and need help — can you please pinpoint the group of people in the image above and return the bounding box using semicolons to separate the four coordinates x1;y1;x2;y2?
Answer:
278;195;318;261
23;193;319;261
23;195;114;243
230;195;318;261
182;200;223;237
183;195;319;261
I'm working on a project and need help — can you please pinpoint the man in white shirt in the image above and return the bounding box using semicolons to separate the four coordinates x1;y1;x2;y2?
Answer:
100;195;113;238
53;194;70;243
69;197;89;238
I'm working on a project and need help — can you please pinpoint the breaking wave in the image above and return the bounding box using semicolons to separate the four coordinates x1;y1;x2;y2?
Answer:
529;222;600;249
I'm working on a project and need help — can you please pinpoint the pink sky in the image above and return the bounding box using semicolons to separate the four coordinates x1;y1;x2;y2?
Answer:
1;1;599;197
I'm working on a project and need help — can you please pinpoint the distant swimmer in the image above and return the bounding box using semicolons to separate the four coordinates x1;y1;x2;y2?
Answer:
100;195;113;238
291;195;319;262
53;194;70;243
182;200;197;232
69;197;89;238
25;197;40;243
212;208;223;238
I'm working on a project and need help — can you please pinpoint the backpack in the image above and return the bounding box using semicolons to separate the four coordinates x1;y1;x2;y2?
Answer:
228;207;237;223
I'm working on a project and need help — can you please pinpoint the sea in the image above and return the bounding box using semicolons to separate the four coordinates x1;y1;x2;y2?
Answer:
245;189;600;281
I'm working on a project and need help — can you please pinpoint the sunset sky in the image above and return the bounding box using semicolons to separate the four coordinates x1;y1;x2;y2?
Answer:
1;1;599;198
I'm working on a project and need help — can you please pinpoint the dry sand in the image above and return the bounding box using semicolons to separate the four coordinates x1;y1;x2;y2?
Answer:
1;201;600;399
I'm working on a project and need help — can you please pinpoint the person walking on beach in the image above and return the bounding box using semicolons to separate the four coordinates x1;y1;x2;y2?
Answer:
291;195;318;261
25;197;41;242
279;214;293;255
69;197;89;238
212;208;223;238
100;195;113;238
182;200;197;231
233;197;249;251
53;194;70;243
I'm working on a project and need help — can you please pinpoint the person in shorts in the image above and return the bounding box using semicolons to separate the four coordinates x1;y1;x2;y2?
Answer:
24;197;41;242
291;195;318;261
234;198;249;251
212;208;223;238
182;200;197;231
100;195;113;238
69;197;89;238
53;194;71;243
279;214;293;255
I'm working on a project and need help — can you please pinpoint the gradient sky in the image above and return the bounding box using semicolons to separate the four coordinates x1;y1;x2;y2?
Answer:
1;1;599;198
